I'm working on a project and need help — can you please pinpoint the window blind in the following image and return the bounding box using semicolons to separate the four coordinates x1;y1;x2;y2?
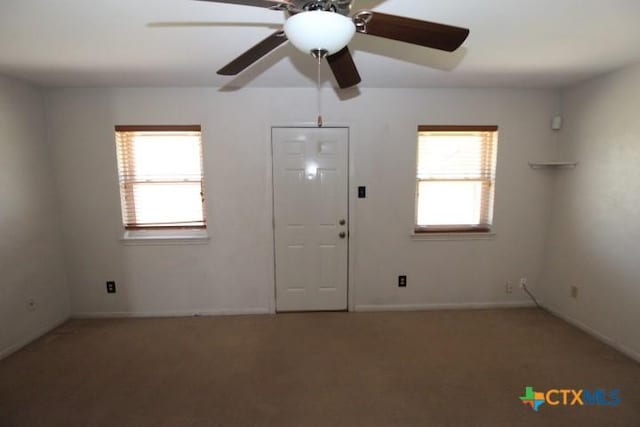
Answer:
415;125;498;232
114;125;206;230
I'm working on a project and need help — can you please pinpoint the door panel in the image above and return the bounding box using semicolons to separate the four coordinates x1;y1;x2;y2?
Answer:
272;127;349;312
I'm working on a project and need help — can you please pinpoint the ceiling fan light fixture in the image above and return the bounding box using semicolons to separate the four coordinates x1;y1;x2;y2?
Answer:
284;11;355;56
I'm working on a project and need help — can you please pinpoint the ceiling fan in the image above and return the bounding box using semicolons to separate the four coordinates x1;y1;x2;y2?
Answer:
197;0;470;89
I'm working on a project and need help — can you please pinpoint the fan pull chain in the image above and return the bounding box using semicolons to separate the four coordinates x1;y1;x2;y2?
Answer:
316;53;323;128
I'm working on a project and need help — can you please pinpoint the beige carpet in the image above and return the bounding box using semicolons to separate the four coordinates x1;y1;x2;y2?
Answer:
0;308;638;427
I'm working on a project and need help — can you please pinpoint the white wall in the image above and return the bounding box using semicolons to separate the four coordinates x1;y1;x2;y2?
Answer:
540;63;640;360
45;86;558;317
0;75;69;359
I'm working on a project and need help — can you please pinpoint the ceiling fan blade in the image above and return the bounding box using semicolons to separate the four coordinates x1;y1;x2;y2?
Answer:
326;47;361;89
195;0;292;9
217;30;287;75
356;11;469;52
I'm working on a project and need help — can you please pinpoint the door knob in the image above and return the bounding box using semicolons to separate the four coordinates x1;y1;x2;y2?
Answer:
339;231;346;239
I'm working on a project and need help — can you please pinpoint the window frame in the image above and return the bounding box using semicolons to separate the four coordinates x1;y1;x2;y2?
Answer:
114;125;207;232
414;125;498;234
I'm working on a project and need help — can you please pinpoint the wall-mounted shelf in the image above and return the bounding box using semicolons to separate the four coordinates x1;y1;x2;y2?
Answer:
528;161;578;169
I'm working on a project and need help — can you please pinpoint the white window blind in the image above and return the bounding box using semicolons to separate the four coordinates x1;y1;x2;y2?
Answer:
415;126;498;232
114;125;206;230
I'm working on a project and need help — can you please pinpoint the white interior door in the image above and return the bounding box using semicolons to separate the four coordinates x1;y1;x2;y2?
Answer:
272;127;349;312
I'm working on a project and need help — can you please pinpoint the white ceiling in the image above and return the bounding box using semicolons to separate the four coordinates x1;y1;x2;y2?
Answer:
1;0;640;89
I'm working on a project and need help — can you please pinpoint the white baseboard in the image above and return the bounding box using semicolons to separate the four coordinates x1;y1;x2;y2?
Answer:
71;307;271;319
543;304;640;364
0;316;70;361
355;301;536;312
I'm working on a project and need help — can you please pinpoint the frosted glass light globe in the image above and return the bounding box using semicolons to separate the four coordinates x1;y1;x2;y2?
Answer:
284;11;356;55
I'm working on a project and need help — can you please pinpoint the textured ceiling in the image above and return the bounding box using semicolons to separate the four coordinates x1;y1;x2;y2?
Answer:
1;0;640;89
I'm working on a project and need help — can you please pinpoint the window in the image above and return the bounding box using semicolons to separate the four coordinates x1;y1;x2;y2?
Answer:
114;125;206;230
415;125;498;233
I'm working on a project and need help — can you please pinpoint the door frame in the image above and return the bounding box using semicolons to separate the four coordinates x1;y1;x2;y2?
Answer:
269;125;354;313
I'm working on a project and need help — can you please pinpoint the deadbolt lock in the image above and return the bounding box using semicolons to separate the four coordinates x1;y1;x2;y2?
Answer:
339;219;346;226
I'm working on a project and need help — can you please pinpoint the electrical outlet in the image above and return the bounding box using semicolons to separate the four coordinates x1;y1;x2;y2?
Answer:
106;281;116;294
398;275;407;288
26;298;36;312
519;277;528;289
506;281;513;294
570;286;579;299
